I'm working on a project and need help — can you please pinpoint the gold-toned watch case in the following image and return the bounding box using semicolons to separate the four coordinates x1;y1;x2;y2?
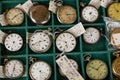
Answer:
5;8;24;26
57;5;77;24
112;52;120;78
107;2;120;21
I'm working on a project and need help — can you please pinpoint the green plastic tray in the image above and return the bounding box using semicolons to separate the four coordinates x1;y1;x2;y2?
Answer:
0;0;119;80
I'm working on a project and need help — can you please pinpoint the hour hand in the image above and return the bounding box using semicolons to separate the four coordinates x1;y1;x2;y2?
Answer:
97;64;103;70
89;65;97;70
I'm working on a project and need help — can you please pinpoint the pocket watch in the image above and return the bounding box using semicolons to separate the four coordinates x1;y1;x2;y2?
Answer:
59;58;79;77
56;32;76;52
4;33;23;52
112;51;120;78
29;57;52;80
29;30;52;53
83;27;100;44
84;55;108;80
110;28;120;49
81;5;99;23
107;2;120;21
29;3;50;25
4;59;25;79
5;8;24;26
57;5;77;24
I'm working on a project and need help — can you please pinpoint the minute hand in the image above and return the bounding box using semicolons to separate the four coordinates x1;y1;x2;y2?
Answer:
97;64;103;70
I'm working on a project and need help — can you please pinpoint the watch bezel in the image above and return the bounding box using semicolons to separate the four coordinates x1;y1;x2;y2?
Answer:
107;2;120;21
86;59;108;80
29;61;52;80
55;32;77;52
29;31;52;53
56;5;77;24
4;59;25;79
83;27;101;44
81;5;99;23
5;8;24;26
29;4;51;25
4;33;23;52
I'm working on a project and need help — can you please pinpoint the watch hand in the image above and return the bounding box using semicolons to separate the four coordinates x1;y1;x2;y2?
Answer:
34;41;41;45
12;13;21;20
89;65;97;71
97;64;103;70
66;13;74;15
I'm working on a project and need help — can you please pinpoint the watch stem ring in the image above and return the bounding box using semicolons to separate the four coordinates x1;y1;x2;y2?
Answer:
113;51;120;57
83;54;91;61
29;57;36;64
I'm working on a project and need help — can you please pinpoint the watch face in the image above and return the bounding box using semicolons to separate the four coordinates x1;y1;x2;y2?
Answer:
4;60;24;79
108;2;120;21
4;33;23;51
5;8;24;26
83;27;100;44
81;6;99;23
86;59;108;80
29;4;50;25
29;61;52;80
112;57;120;77
59;59;78;76
56;32;76;52
57;6;77;24
29;32;51;53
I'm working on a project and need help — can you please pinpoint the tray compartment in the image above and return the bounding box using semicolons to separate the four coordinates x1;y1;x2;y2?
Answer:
28;55;55;80
27;0;53;26
0;57;27;80
82;52;112;80
82;24;108;52
54;26;81;53
27;27;54;54
0;28;26;56
53;0;79;25
0;1;27;27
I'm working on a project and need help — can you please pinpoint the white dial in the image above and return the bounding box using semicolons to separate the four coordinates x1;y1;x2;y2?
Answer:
29;61;52;80
59;59;78;76
5;8;24;26
4;60;24;79
29;32;51;53
56;32;76;52
4;33;23;51
83;27;100;44
82;6;99;23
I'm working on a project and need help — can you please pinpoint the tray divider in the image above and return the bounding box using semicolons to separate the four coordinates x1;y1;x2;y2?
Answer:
25;11;29;80
80;53;86;79
107;52;114;80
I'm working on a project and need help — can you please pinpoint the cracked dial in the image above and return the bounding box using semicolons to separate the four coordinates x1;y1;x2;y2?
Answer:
5;8;24;26
86;59;108;80
56;32;76;52
4;60;24;79
29;31;51;53
29;61;52;80
4;33;23;51
83;27;100;44
81;6;99;23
